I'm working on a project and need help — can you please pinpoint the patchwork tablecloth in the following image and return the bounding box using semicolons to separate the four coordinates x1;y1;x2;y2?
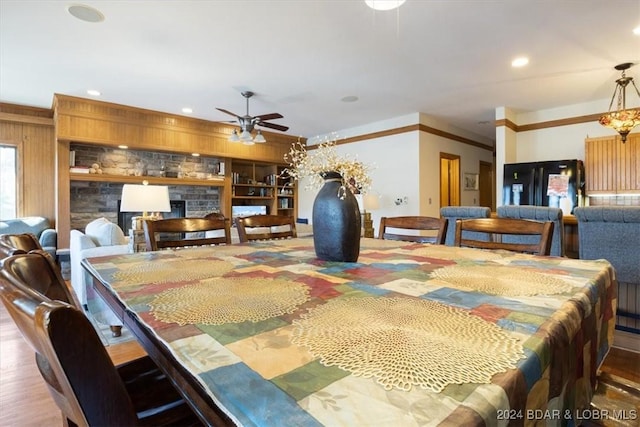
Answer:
85;238;616;426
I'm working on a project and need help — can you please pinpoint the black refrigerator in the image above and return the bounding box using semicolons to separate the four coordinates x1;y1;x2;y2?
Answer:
502;159;585;214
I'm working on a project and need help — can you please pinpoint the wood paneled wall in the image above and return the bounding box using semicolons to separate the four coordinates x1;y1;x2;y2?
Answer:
0;104;55;223
4;96;305;248
53;94;300;163
52;95;303;247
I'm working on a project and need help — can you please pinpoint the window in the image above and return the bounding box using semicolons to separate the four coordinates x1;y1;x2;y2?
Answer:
1;145;17;219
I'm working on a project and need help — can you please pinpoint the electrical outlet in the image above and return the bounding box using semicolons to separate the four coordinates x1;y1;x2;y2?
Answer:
394;196;409;206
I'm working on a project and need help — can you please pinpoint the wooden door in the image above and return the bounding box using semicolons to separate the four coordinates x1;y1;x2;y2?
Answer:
439;153;460;207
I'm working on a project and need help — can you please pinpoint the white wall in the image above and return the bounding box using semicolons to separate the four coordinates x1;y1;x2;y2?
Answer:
494;98;639;207
513;100;617;163
298;113;494;237
297;132;421;233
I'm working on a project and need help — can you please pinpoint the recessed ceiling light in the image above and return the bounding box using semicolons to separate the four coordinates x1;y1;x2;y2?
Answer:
341;95;359;103
633;26;640;36
118;145;128;149
87;89;101;96
67;4;105;23
511;57;529;67
191;153;200;157
365;0;406;11
182;107;193;114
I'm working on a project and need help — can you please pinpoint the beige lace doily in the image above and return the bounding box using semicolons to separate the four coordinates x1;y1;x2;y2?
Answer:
412;245;505;261
292;296;524;392
172;245;257;258
150;277;309;325
431;264;574;296
112;259;234;284
361;239;413;250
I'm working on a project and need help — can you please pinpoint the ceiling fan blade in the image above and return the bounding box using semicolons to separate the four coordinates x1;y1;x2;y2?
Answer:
216;108;241;119
255;113;283;121
259;122;289;132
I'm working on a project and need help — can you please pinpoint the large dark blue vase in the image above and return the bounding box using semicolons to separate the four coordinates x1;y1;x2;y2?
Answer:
312;171;361;262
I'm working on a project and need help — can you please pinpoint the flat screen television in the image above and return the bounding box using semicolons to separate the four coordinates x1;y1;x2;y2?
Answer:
232;205;267;219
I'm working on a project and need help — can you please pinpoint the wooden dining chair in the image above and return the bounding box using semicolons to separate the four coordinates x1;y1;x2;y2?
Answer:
454;217;554;255
235;215;297;242
143;216;231;251
0;251;80;309
440;206;491;246
0;232;42;259
0;264;201;427
378;216;448;244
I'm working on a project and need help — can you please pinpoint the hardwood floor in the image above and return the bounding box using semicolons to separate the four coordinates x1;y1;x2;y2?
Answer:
1;302;638;426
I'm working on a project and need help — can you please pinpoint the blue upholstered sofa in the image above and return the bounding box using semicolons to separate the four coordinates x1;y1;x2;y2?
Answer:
574;206;640;334
0;216;57;257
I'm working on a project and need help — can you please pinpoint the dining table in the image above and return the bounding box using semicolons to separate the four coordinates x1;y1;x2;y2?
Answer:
83;237;617;427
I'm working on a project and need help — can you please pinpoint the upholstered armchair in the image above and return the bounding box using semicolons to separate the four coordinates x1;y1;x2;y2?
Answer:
574;206;640;334
0;216;57;258
497;205;564;256
440;206;491;246
70;217;129;336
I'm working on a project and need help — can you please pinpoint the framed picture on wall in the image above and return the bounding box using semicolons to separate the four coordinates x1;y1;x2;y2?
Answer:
463;172;479;190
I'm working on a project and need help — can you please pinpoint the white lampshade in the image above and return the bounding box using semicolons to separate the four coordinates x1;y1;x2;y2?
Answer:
253;130;266;143
239;130;252;141
120;184;171;215
363;194;380;211
228;129;240;142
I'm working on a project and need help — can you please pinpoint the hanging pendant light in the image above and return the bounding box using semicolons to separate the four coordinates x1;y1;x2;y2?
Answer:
599;63;640;143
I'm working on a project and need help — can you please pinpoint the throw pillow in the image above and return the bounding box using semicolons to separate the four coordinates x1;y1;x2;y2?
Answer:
85;217;127;247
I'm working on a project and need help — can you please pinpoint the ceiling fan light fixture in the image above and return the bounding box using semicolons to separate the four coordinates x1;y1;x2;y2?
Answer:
365;0;406;10
240;130;252;141
599;62;640;143
217;90;289;144
253;130;266;143
228;129;240;142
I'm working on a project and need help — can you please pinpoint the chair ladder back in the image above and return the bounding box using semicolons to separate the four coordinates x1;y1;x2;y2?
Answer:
454;218;554;255
378;216;448;244
235;215;297;243
143;217;231;251
0;252;80;309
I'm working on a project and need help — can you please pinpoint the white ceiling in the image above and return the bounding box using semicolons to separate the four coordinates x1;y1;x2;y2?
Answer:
1;1;639;144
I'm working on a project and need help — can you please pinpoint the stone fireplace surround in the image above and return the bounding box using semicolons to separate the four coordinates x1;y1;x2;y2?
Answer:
69;144;221;232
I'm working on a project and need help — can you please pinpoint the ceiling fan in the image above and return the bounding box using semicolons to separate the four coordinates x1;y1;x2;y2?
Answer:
217;91;289;144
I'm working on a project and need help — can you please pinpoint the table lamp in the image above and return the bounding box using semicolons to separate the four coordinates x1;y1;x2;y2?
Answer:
362;194;380;238
120;183;171;230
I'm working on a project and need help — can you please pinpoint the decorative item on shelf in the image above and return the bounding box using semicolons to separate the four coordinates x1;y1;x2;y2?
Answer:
361;193;380;238
119;181;171;234
284;136;373;262
89;163;103;174
134;161;146;176
599;62;640;143
69;166;90;174
280;181;294;195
